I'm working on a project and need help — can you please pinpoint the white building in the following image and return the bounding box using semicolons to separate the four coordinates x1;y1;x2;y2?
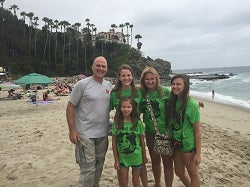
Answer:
95;29;124;44
79;29;125;46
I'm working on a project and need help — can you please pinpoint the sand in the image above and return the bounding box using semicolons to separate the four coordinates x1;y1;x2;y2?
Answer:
0;90;250;187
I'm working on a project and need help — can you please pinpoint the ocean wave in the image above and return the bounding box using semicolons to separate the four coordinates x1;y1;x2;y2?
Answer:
190;90;250;109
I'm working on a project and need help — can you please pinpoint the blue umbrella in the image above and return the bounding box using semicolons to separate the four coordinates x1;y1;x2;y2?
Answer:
14;73;55;85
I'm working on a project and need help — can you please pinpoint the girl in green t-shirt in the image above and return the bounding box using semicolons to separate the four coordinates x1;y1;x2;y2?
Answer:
110;64;142;114
110;64;148;186
112;97;148;187
166;74;201;187
140;66;173;187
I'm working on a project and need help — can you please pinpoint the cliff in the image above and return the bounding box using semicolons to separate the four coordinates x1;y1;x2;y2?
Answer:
129;56;172;81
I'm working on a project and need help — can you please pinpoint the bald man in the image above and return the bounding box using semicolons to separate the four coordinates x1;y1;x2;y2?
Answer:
66;56;112;186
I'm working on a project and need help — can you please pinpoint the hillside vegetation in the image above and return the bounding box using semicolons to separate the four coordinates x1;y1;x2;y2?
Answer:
0;6;171;80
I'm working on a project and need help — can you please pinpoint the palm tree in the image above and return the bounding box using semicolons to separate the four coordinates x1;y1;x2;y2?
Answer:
82;27;89;75
135;34;142;43
20;11;26;22
129;24;133;46
111;24;117;33
53;20;59;65
84;18;93;69
92;27;97;58
20;11;26;36
93;27;97;35
33;16;39;59
135;34;142;50
73;22;81;32
58;21;63;32
33;17;39;24
125;22;130;44
47;19;54;64
137;42;142;50
67;27;74;74
85;18;90;32
0;0;5;8
90;23;95;34
61;20;70;66
26;12;34;26
26;12;34;56
42;17;49;61
9;4;19;16
72;22;81;73
119;23;125;43
119;23;125;33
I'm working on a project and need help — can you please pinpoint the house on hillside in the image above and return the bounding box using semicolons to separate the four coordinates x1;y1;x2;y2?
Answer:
95;29;124;44
79;29;125;46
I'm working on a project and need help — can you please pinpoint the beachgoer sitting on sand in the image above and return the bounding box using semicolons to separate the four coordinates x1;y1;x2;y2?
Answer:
8;89;23;100
43;90;60;101
52;83;69;96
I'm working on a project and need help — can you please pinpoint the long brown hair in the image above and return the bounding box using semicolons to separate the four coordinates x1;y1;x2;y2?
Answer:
140;66;163;98
113;64;137;99
114;97;139;130
166;74;190;123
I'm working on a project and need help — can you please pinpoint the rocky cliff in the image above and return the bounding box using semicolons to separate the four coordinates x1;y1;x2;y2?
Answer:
129;56;172;81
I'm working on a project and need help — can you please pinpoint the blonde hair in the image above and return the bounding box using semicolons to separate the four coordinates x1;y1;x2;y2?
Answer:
140;66;163;97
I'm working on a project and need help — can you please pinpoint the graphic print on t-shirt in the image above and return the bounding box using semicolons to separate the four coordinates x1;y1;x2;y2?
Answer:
142;100;161;119
151;101;160;118
117;132;136;154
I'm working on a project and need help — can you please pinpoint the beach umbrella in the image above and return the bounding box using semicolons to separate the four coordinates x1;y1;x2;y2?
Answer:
14;73;55;85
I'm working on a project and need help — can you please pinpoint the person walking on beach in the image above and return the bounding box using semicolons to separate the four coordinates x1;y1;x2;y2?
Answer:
166;74;202;187
140;67;173;187
112;97;148;187
66;56;112;187
212;90;215;100
110;64;148;186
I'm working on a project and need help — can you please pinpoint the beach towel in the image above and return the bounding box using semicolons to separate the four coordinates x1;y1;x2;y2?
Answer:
29;100;56;105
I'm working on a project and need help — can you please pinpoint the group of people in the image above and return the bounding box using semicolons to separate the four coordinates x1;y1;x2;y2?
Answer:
52;79;72;96
66;56;202;187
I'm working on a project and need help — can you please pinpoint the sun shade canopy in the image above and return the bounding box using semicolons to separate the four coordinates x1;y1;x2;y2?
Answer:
14;73;55;85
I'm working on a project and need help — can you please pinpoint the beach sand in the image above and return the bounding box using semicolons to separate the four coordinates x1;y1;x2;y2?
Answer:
0;90;250;187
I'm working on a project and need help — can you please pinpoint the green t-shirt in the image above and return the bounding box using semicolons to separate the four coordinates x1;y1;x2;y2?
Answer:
110;88;142;115
171;97;200;152
112;120;145;167
141;86;170;135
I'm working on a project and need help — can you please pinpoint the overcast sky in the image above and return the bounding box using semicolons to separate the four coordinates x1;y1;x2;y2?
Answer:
4;0;250;70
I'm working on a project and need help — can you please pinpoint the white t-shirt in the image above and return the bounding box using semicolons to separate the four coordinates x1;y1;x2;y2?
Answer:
70;76;112;138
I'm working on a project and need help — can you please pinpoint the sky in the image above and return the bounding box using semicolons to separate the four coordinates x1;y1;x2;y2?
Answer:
3;0;250;70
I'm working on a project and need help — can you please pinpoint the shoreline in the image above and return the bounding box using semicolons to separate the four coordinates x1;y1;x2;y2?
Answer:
192;94;250;112
0;90;250;186
193;96;250;140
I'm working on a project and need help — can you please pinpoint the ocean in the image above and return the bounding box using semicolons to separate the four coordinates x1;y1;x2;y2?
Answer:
173;66;250;109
